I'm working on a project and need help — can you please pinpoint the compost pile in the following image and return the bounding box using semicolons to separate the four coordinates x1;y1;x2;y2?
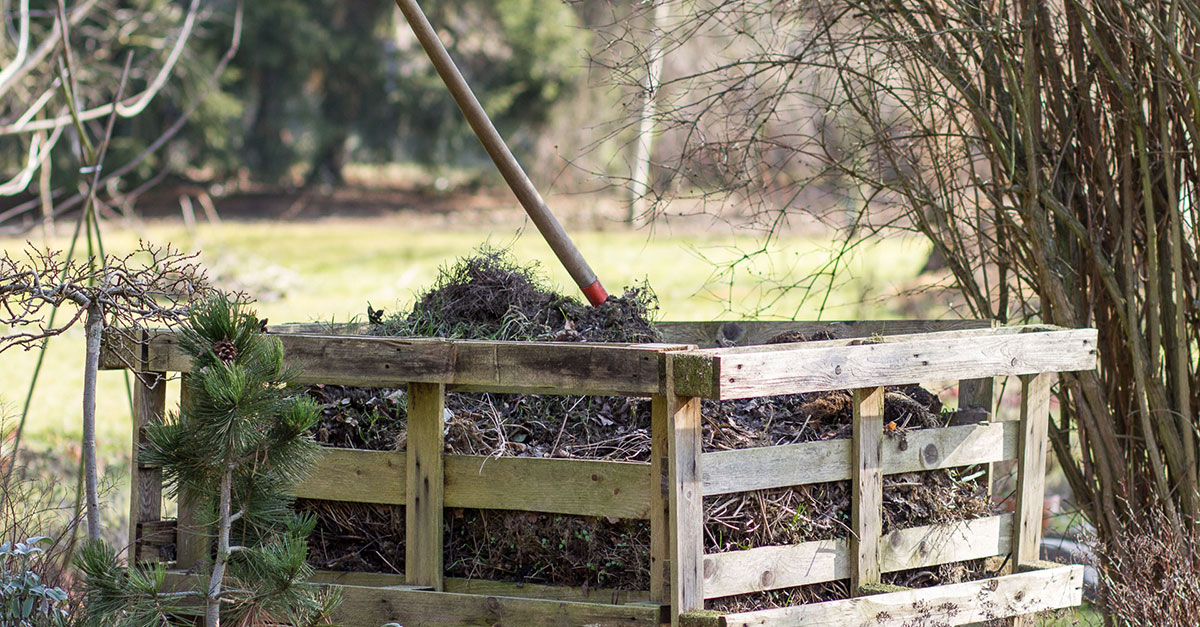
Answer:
296;249;995;609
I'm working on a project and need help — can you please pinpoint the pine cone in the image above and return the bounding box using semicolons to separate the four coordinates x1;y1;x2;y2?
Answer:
213;338;238;363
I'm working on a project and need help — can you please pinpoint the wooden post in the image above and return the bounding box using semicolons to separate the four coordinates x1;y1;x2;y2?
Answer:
851;386;885;593
649;393;670;603
1010;373;1052;626
960;376;996;500
175;374;209;570
128;370;165;563
405;382;445;590
659;354;703;626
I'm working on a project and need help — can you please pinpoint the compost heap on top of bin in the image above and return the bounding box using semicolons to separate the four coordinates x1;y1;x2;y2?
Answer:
296;248;996;609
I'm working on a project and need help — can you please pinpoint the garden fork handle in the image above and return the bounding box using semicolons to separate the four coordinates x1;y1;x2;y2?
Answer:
394;0;609;306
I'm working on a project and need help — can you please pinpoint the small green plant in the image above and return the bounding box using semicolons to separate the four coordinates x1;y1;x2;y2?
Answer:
78;294;339;627
1;537;69;626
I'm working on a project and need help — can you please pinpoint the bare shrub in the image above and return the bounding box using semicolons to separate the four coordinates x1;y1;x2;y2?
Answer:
1096;503;1200;625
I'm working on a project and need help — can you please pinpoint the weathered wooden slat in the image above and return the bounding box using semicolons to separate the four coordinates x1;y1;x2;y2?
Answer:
100;331;685;396
1012;373;1054;624
406;382;445;590
135;520;177;562
658;320;993;348
333;583;664;627
701;511;1013;599
675;327;1097;399
851;387;884;593
292;448;652;518
703;537;845;600
719;564;1083;626
958;375;997;503
665;352;705;626
309;570;652;605
292;448;406;505
444;455;651;519
649;392;671;602
161;570;661;627
129;369;166;563
701;421;1018;496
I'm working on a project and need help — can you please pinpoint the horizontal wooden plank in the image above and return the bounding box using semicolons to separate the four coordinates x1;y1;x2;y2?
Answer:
676;327;1097;399
445;455;651;519
702;515;1013;599
162;570;661;627
292;448;406;505
719;564;1083;626
334;582;663;627
309;570;652;605
658;320;993;348
702;421;1017;496
292;448;651;518
100;331;687;396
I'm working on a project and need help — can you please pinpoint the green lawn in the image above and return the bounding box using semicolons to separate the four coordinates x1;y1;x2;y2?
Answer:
1;218;936;464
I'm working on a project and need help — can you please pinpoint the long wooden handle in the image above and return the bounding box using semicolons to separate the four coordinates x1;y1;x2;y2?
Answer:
394;0;609;306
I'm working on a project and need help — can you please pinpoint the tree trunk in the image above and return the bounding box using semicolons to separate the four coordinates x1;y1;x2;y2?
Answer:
628;0;670;225
81;301;102;541
206;465;233;627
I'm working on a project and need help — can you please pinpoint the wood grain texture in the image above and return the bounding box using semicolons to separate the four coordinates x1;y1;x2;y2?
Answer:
129;369;166;563
100;331;686;396
309;570;652;605
701;515;1013;599
675;327;1097;399
444;455;650;519
406;382;445;590
665;355;705;626
292;449;651;518
292;448;406;504
719;565;1083;626
702;421;1018;496
958;375;997;503
1013;374;1052;569
649;392;670;602
333;583;664;627
658;320;992;348
851;387;884;592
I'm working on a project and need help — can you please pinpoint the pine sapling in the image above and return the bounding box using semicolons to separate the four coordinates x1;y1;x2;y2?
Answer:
78;294;338;627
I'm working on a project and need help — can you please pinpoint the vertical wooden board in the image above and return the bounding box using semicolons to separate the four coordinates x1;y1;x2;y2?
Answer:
406;382;446;590
959;376;996;502
1013;373;1052;566
1010;373;1052;627
129;370;166;563
650;394;670;603
665;353;704;626
175;375;209;570
851;387;884;593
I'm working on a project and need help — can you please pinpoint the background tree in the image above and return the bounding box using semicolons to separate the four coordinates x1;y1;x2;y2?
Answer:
170;0;588;188
79;294;338;627
0;0;241;229
596;0;1200;609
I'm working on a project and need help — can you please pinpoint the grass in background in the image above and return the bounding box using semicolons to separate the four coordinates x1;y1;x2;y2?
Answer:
0;217;933;551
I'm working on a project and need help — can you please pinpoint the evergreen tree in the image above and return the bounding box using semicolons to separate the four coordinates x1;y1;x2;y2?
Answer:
78;294;338;627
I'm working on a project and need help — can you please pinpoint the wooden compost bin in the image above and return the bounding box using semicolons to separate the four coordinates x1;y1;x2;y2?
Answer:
102;320;1095;627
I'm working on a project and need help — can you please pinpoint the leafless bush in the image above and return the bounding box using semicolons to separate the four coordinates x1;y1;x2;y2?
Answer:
1;241;210;540
595;0;1200;576
1097;501;1200;625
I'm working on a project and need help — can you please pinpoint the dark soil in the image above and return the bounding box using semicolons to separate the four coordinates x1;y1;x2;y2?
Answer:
299;248;995;607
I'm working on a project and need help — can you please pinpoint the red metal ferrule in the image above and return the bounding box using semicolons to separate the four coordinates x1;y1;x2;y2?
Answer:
581;280;609;307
